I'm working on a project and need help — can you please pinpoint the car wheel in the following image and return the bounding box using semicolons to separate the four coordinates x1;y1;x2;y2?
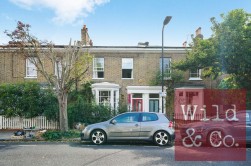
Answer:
154;131;170;146
90;130;106;145
208;130;224;148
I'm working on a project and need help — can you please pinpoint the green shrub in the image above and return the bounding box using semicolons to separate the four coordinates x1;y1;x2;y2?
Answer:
68;96;114;128
42;130;62;140
42;130;80;140
61;130;80;138
0;82;58;119
41;90;59;121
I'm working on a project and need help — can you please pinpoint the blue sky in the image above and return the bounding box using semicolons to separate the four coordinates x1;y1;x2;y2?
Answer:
1;0;251;46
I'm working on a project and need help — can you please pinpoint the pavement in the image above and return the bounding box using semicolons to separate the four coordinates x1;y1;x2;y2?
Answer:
0;129;81;142
0;130;16;141
0;129;47;141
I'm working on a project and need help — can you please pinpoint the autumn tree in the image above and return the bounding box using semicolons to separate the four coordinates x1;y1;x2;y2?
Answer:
5;21;92;131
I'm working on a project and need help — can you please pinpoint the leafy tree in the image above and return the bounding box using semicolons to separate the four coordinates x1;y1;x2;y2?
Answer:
174;9;251;90
68;82;93;104
150;69;184;118
174;38;219;79
5;21;92;131
211;9;251;89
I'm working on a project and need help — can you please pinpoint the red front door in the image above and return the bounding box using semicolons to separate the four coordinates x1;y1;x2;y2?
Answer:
132;99;143;112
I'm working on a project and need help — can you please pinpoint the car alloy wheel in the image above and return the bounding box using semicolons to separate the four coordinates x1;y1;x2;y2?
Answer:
208;130;224;148
91;130;106;145
154;131;170;146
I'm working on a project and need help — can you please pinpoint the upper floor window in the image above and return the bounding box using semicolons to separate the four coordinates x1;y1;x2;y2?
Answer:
93;58;104;79
189;69;202;80
160;58;171;79
55;60;62;79
26;58;37;78
122;58;133;79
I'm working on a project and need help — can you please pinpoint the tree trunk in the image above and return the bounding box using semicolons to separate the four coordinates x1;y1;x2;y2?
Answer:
58;92;68;131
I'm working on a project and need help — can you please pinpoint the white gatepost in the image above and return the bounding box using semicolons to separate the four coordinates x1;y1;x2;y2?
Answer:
110;90;114;109
0;116;2;129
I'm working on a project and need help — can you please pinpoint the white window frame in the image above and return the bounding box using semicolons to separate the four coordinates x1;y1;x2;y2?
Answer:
55;61;63;79
160;57;171;80
92;82;120;110
99;91;111;106
25;58;37;78
122;58;133;79
93;58;104;79
149;94;160;113
189;69;202;80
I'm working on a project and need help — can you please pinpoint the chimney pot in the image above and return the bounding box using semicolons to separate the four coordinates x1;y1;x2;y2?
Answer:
89;39;93;46
183;41;187;47
196;27;201;36
81;25;91;46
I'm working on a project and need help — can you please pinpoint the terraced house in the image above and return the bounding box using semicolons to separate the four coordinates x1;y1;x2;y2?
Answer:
0;26;215;114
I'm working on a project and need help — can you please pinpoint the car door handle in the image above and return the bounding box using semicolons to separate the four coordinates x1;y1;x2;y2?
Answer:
135;124;139;127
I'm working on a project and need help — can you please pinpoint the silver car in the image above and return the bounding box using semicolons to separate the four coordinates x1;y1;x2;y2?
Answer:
81;112;175;146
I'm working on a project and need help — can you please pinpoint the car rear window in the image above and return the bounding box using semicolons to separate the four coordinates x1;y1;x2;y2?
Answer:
142;113;158;122
246;113;250;122
114;113;140;123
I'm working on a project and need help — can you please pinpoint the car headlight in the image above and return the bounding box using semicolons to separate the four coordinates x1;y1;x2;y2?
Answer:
83;126;89;132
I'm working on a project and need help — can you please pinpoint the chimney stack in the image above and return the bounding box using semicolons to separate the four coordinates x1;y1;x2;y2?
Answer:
138;41;149;47
81;25;92;46
195;27;203;39
196;27;201;36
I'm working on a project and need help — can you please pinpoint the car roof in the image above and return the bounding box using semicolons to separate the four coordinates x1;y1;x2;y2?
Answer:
121;112;164;115
119;112;168;117
238;110;251;113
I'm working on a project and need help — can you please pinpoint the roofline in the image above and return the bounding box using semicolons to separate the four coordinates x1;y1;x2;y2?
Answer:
87;46;190;53
0;45;191;54
0;45;190;49
86;46;189;49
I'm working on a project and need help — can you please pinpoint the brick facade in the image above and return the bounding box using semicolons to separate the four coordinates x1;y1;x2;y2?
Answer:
89;47;192;95
0;46;216;112
0;46;216;90
0;49;54;84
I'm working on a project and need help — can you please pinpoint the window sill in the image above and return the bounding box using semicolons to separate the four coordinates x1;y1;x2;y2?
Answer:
122;78;134;80
92;78;104;80
163;77;172;80
189;78;202;81
24;76;37;79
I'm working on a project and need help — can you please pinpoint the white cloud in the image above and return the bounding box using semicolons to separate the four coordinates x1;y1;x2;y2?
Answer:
9;0;110;24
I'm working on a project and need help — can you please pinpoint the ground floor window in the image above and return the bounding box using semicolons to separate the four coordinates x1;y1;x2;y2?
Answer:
149;100;159;112
92;82;120;110
132;94;143;112
149;94;159;112
127;86;165;113
99;91;111;106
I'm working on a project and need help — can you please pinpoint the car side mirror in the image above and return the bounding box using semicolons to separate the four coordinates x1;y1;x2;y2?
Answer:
110;119;117;125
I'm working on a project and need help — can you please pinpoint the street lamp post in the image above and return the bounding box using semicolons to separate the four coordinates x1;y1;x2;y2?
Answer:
161;16;172;113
